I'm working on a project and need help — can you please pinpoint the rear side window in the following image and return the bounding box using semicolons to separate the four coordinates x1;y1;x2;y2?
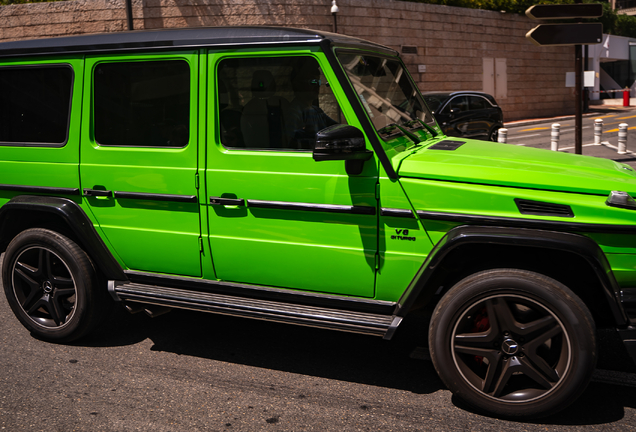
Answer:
0;65;73;146
94;60;190;147
469;96;487;110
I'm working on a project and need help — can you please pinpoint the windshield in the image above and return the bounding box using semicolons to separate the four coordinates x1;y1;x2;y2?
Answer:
337;52;436;144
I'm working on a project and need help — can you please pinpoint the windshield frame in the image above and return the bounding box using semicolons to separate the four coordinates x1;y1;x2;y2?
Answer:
335;50;439;150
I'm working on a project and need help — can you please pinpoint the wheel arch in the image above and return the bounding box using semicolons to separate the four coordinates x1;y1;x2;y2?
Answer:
0;195;126;281
394;225;628;328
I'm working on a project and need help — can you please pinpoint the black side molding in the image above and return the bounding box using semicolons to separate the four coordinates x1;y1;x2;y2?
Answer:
417;210;636;234
0;195;126;280
0;183;80;195
248;199;376;215
115;191;197;203
380;208;415;218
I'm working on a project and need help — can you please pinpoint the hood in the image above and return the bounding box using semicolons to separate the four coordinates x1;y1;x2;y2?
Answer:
398;139;636;196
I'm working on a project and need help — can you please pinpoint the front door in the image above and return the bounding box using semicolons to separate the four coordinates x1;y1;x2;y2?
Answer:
205;50;378;297
80;52;202;277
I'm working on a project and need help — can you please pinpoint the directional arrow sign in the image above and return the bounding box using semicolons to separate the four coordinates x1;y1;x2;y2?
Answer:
526;23;603;46
526;4;603;20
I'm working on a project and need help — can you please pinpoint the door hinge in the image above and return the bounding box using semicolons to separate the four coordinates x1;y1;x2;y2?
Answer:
375;183;380;200
375;252;380;270
195;172;200;189
199;237;204;253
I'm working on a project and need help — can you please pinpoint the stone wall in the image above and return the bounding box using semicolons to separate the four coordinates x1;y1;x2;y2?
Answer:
0;0;575;121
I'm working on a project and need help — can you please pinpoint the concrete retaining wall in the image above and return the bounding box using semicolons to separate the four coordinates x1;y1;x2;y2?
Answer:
0;0;575;121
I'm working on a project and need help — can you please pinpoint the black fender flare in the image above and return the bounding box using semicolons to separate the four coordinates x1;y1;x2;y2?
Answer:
0;195;127;281
393;225;628;328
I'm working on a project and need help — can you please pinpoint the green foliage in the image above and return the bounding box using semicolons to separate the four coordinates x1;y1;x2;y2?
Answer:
405;0;575;14
0;0;66;4
404;0;636;38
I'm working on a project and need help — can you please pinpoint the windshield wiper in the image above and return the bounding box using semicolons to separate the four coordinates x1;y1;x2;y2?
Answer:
404;119;438;138
378;123;421;145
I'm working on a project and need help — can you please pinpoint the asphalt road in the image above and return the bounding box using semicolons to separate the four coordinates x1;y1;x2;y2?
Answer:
1;252;636;431
504;107;636;169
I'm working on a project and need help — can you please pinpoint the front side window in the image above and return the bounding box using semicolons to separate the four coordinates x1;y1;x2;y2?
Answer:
94;60;190;147
0;65;73;146
450;96;469;113
217;56;346;150
337;53;435;142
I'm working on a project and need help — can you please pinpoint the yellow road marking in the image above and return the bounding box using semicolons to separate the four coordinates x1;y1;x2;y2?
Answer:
605;126;636;133
617;115;636;119
520;127;549;132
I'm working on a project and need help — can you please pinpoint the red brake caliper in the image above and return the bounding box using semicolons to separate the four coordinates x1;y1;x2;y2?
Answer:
471;307;489;365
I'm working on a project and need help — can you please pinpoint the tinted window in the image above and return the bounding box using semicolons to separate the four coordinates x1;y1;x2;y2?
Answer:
94;60;190;147
217;56;345;150
450;96;469;112
469;96;487;110
0;66;72;145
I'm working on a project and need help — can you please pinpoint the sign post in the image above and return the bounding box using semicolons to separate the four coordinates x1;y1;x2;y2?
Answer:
525;3;603;155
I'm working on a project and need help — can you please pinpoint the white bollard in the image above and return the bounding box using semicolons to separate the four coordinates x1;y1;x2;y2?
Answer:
618;123;628;154
497;128;507;143
551;123;560;151
594;119;603;145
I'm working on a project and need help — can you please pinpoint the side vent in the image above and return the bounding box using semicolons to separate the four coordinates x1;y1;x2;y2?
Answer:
514;199;574;218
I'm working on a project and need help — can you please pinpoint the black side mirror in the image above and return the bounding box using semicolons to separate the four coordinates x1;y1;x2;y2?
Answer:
313;124;373;162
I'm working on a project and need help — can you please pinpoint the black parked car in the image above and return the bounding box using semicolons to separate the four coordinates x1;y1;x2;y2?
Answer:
422;91;503;141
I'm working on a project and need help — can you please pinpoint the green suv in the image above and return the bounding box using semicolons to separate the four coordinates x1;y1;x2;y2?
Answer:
0;27;634;419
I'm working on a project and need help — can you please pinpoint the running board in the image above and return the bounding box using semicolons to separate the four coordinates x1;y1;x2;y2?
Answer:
110;281;398;337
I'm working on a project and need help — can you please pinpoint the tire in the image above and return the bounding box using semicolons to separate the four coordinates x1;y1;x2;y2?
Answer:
428;269;596;419
2;228;107;342
489;126;500;142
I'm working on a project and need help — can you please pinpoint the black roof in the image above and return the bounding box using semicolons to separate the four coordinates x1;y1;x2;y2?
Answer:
422;91;495;98
0;26;398;58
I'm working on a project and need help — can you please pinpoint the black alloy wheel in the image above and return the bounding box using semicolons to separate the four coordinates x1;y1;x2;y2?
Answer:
429;269;596;418
2;228;107;342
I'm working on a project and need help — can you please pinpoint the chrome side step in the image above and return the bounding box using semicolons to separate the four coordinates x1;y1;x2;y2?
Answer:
111;281;397;337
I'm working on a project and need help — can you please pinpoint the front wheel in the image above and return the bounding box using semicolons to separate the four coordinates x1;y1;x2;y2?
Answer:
2;228;106;342
489;126;500;142
428;269;596;418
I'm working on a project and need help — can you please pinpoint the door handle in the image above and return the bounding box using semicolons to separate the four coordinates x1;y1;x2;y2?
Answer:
83;188;113;198
209;196;245;206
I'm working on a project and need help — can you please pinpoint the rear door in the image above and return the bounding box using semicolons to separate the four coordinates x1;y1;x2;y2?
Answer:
205;49;378;297
80;52;202;277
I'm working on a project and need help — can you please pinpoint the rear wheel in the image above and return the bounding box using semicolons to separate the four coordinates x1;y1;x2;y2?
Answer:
2;228;106;342
429;269;596;418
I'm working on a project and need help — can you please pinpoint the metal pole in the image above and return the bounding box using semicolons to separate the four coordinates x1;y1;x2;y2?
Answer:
551;123;560;151
584;45;589;112
497;128;508;143
331;1;339;33
594;119;603;145
574;0;582;154
125;0;134;31
575;43;582;154
618;123;628;154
